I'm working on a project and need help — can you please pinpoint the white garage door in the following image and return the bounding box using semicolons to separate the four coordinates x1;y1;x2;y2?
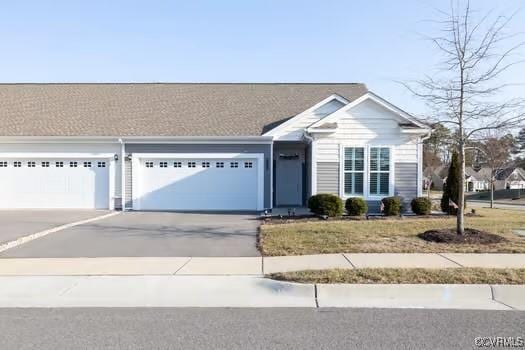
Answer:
136;157;260;211
0;158;110;209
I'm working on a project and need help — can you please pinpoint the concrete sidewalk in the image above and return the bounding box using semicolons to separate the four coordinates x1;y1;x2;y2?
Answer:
1;253;525;276
0;275;522;310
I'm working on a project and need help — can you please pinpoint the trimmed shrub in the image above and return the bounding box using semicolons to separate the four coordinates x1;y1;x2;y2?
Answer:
307;194;343;217
381;196;402;216
411;197;432;215
345;197;368;216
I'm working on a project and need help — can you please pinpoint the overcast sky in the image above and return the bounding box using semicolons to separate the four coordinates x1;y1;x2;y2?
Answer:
0;0;523;116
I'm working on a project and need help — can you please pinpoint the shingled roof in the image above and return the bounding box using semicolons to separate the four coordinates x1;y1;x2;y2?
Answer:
0;83;367;137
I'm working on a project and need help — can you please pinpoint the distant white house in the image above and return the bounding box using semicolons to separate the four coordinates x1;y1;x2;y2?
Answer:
476;167;525;191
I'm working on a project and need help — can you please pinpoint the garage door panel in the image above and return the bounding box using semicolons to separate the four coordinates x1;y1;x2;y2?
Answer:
0;158;109;209
138;158;259;211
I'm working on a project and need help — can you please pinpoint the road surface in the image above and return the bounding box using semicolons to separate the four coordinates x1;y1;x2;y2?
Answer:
1;308;524;349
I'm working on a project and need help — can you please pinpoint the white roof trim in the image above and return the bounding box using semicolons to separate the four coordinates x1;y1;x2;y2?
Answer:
308;91;430;131
262;94;350;137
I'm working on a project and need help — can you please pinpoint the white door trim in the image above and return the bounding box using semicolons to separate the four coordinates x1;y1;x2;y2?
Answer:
131;153;265;211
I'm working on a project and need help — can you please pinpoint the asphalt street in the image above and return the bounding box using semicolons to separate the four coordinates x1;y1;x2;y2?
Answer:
1;308;524;349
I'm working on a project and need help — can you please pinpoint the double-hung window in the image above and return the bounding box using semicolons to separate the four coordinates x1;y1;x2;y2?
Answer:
369;147;390;196
343;147;364;196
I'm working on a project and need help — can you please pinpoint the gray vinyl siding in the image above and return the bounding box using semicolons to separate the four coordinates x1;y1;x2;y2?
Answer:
316;162;339;194
394;162;418;212
124;143;272;209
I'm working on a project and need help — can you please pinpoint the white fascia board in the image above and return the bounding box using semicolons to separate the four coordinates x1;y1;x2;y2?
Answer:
131;153;264;160
122;136;274;144
262;94;349;137
0;135;274;144
308;91;431;131
0;152;116;158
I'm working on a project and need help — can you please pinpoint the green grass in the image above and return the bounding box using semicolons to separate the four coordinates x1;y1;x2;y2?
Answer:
269;268;525;284
260;208;525;256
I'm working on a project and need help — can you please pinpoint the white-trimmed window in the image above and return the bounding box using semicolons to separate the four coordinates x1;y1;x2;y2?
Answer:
216;162;224;168
244;161;253;168
343;147;364;195
42;161;50;168
145;162;153;168
55;161;63;168
28;161;36;168
0;161;8;167
83;161;91;168
188;161;196;168
202;161;210;168
369;147;390;196
159;161;168;168
97;161;106;168
70;161;78;168
173;162;182;168
230;162;239;168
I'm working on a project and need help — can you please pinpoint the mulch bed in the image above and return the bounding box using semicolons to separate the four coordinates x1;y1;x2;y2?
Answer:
418;228;506;244
260;213;454;225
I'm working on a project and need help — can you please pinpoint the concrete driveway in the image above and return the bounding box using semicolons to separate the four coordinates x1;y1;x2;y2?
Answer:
0;212;260;258
0;210;111;245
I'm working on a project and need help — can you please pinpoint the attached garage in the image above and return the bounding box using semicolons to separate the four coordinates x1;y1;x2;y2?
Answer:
132;153;264;211
0;154;113;209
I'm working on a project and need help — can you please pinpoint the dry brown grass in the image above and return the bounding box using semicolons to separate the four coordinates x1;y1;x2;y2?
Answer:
269;268;525;284
260;208;525;256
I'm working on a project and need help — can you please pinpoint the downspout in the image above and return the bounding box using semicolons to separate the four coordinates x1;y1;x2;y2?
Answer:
418;131;432;198
303;131;316;197
118;138;126;211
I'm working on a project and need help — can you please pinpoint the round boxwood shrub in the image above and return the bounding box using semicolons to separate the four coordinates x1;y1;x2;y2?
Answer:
381;196;402;216
307;194;343;217
345;197;368;216
411;197;432;215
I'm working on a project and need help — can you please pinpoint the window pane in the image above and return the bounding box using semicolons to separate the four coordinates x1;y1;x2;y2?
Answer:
344;148;354;171
370;173;378;194
380;173;389;195
344;173;353;194
354;148;364;171
354;173;364;194
380;148;390;171
370;148;378;171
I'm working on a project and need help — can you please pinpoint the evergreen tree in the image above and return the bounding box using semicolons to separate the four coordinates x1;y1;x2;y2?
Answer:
441;151;461;214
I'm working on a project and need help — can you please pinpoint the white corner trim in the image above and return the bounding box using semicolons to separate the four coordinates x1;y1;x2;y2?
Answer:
263;94;349;137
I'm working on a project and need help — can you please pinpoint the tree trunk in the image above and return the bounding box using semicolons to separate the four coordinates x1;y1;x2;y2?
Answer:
490;180;494;209
457;141;465;235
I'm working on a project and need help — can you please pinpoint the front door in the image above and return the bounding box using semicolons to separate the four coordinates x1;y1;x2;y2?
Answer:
276;157;303;206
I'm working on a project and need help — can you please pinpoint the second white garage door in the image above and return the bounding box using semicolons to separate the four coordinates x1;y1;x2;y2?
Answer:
134;155;262;211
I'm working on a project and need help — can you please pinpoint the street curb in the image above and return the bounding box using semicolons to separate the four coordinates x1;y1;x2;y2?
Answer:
315;283;518;310
0;212;120;253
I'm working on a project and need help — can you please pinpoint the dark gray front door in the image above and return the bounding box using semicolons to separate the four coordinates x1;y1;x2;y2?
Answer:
276;158;302;206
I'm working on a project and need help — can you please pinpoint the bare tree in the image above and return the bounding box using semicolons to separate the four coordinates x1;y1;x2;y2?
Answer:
404;0;525;235
474;134;514;208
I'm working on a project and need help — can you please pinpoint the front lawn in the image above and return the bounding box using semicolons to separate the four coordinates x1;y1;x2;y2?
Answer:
269;268;525;284
260;208;525;256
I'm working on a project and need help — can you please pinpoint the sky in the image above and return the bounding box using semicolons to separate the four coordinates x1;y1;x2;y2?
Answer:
0;0;523;116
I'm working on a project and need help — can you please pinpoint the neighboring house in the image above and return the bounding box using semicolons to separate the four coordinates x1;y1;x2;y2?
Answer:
493;167;525;190
475;166;525;191
423;165;447;190
0;83;430;212
465;166;489;192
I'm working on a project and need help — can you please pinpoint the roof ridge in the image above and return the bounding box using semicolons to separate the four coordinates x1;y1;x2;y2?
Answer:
0;82;367;86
